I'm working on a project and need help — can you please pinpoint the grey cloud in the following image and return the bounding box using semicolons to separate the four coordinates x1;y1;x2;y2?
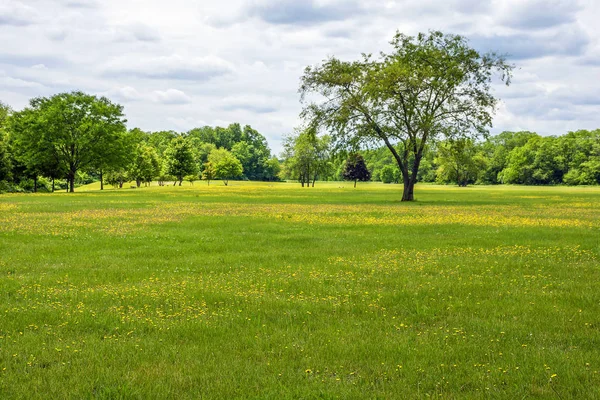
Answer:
244;0;365;26
123;23;161;43
0;53;68;68
221;104;278;114
0;15;30;26
0;3;38;26
500;0;580;30
471;28;589;60
63;0;99;9
552;88;600;106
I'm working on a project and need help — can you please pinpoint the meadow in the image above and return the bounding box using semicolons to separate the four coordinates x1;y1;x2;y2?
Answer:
0;182;599;399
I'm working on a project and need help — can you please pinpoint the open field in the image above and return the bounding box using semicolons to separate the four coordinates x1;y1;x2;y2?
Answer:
0;182;599;399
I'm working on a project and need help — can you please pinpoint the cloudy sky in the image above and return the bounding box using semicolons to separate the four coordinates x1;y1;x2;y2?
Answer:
1;0;599;153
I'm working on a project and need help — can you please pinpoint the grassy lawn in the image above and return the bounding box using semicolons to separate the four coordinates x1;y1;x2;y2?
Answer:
0;182;599;399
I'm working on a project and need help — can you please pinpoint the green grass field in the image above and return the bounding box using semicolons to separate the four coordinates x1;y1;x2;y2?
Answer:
1;182;599;399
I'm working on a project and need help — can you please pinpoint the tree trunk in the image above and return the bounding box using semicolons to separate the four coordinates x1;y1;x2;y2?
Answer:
100;170;104;190
179;180;182;186
136;179;141;188
402;179;415;202
52;177;55;193
354;179;357;188
33;175;38;193
68;170;75;193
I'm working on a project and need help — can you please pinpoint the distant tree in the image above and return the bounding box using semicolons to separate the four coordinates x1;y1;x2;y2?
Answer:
9;91;127;192
281;129;330;187
343;153;371;188
201;161;215;186
380;165;400;184
184;175;196;186
479;131;539;184
129;143;160;187
500;136;562;185
196;142;217;172
264;157;281;181
300;31;513;201
208;148;243;186
0;102;13;183
164;136;197;186
435;139;484;186
105;169;128;189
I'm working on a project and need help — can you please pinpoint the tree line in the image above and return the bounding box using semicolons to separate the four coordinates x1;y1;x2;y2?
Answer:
279;129;600;187
0;93;280;193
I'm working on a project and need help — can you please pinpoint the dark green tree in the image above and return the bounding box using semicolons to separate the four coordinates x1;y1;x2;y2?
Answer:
343;153;371;187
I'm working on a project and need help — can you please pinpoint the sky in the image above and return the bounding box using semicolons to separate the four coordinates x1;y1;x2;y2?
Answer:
1;0;599;154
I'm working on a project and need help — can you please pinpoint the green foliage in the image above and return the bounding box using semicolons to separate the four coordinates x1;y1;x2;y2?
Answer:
129;143;160;187
380;165;400;184
281;129;331;186
105;169;128;189
165;136;198;185
208;148;243;186
435;139;485;186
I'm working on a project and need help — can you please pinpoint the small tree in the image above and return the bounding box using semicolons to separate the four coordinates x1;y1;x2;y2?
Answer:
281;129;330;187
343;153;371;188
165;136;197;186
202;161;215;186
129;143;160;187
208;148;243;186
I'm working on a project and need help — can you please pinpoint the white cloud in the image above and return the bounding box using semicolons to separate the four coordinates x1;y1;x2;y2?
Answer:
152;89;192;104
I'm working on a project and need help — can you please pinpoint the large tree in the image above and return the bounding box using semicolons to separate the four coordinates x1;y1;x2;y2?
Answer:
300;31;513;201
10;91;127;192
